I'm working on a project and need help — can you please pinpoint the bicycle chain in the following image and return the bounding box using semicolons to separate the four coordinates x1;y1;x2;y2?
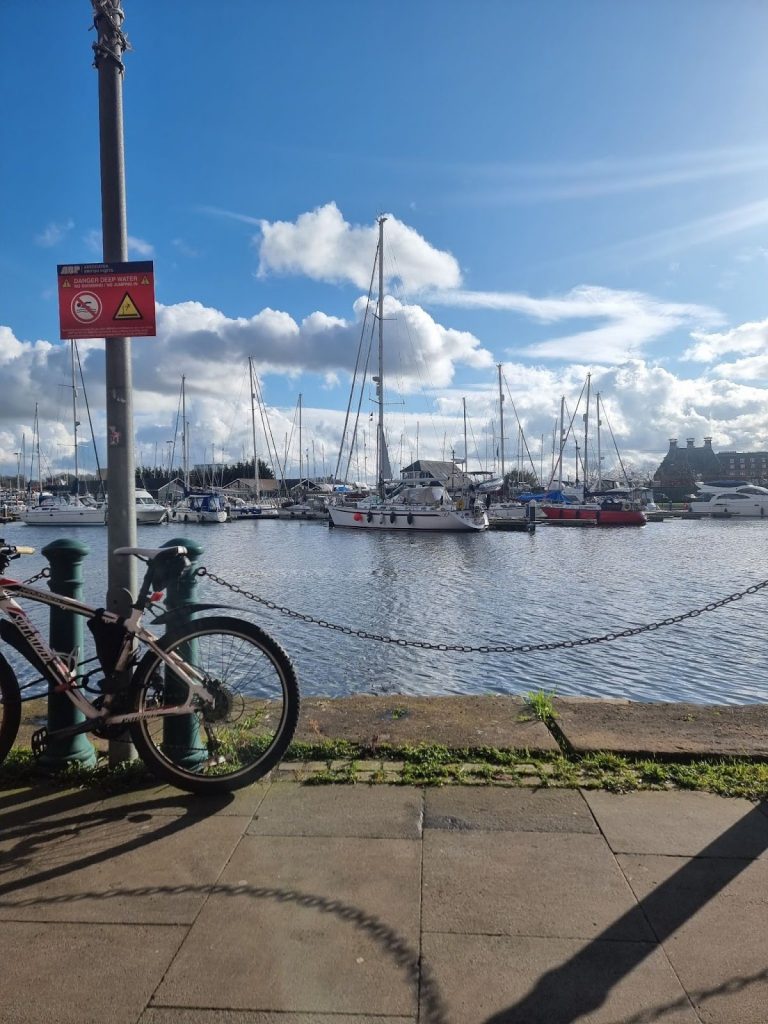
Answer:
196;567;768;654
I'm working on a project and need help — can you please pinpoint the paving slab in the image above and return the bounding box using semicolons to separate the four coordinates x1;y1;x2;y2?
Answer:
422;932;698;1024
0;810;250;923
297;695;558;752
1;921;185;1024
422;830;653;940
142;1013;413;1023
618;854;768;1024
155;835;421;1017
92;780;271;818
554;697;768;758
247;781;423;838
584;790;768;857
424;786;597;833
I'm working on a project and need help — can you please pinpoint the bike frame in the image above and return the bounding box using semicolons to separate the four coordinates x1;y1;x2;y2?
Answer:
0;575;215;728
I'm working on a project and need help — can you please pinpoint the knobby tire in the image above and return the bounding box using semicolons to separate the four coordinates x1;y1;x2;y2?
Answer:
129;616;299;794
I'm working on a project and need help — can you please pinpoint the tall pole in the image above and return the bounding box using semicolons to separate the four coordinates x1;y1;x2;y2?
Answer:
92;0;137;614
462;397;468;477
70;341;80;489
596;393;603;489
497;364;505;489
583;372;591;495
377;216;386;499
249;357;261;500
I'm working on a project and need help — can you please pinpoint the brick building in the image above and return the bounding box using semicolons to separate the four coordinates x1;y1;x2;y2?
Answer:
652;438;721;501
716;450;768;484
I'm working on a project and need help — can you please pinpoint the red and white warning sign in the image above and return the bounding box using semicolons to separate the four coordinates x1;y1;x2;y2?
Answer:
57;261;156;339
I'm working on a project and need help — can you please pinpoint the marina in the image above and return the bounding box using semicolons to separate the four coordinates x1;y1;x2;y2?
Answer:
2;513;766;708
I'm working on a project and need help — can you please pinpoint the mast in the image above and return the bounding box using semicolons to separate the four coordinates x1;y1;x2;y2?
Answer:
298;393;303;482
181;375;189;490
71;340;80;491
463;396;468;486
376;215;386;499
497;364;505;489
35;403;41;495
557;396;565;490
596;392;603;489
583;372;591;495
248;357;261;500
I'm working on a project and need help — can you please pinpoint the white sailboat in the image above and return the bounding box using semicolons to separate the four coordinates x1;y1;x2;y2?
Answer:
167;376;227;524
329;217;488;533
23;344;106;527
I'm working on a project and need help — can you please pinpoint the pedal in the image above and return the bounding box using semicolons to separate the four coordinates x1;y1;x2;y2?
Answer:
31;727;49;758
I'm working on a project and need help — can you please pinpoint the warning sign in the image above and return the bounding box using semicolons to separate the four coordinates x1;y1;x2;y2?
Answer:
114;292;142;320
57;261;156;339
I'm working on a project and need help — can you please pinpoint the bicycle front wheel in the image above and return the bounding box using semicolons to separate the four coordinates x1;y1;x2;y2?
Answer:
130;616;300;794
0;652;22;765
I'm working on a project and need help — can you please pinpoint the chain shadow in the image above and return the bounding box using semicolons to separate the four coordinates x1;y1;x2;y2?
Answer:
0;879;452;1024
483;800;768;1023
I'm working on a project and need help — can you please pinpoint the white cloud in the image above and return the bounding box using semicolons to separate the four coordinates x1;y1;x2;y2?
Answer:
426;285;722;362
35;219;74;247
683;319;768;364
256;203;462;291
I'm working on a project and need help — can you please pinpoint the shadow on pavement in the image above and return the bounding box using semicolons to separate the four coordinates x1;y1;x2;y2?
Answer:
0;879;452;1024
0;784;233;896
483;799;768;1023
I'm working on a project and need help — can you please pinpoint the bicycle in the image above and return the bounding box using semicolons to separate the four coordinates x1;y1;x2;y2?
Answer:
0;541;300;794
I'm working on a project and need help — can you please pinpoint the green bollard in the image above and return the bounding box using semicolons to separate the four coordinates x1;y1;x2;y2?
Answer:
39;539;97;770
158;536;208;770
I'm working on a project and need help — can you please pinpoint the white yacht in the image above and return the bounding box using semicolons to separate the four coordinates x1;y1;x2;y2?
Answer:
23;492;106;526
135;488;168;524
689;481;768;518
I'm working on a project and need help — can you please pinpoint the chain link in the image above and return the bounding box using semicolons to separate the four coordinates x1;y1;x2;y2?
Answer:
22;567;50;586
196;567;768;655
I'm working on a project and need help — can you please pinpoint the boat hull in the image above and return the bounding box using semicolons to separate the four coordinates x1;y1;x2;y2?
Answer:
23;507;106;526
543;505;646;526
329;504;488;532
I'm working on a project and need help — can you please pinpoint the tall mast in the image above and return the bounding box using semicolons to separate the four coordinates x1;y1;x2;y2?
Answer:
497;364;505;487
557;396;565;490
377;215;386;499
462;396;468;483
71;340;80;489
181;375;189;489
596;392;603;489
298;393;303;481
35;403;41;494
583;372;591;494
248;357;261;500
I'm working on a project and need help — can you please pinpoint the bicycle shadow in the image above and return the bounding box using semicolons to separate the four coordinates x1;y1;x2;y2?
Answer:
0;781;234;895
482;799;768;1023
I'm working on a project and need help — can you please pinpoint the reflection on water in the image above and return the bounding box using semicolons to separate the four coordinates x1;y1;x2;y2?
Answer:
3;517;767;705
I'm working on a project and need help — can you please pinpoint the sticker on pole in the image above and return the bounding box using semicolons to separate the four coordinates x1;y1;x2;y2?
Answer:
57;261;156;338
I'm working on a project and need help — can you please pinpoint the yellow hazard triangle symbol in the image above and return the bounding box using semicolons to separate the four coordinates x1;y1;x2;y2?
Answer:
114;292;142;320
61;279;71;288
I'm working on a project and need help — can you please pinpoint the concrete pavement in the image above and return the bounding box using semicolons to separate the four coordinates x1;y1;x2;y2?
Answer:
2;776;768;1023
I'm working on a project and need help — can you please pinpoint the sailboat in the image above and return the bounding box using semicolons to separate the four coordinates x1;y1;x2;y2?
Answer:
23;343;106;526
541;379;646;527
167;376;227;524
328;217;488;533
232;357;278;519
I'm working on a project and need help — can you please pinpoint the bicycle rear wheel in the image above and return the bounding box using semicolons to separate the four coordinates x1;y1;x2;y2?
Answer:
0;653;22;765
129;616;299;794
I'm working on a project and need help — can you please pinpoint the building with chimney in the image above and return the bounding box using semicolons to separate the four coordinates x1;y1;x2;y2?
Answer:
652;438;722;501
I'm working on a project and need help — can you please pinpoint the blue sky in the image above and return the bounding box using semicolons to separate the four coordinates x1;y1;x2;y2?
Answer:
3;0;768;484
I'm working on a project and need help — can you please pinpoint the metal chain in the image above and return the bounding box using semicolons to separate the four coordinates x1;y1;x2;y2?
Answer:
22;567;50;586
196;567;768;654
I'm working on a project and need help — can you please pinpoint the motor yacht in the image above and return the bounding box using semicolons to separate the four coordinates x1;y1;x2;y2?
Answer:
688;481;768;518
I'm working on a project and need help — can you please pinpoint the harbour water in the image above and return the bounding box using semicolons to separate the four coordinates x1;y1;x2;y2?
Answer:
2;516;766;706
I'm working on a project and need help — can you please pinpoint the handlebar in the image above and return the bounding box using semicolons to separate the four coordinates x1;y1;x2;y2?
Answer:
0;541;35;559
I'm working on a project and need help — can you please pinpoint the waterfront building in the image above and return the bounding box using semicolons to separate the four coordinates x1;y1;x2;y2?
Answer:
652;438;722;501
